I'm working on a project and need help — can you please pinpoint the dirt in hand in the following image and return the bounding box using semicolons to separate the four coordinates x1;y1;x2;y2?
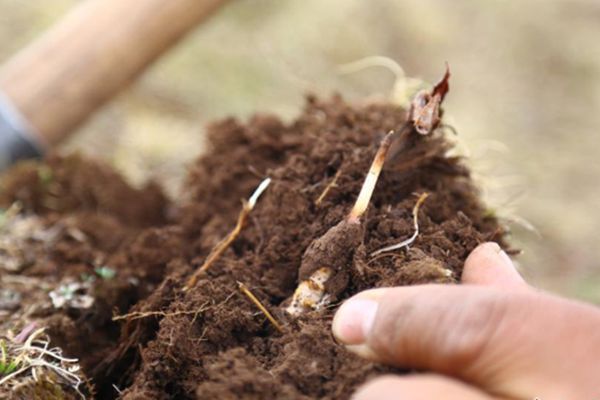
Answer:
116;95;502;399
0;95;504;399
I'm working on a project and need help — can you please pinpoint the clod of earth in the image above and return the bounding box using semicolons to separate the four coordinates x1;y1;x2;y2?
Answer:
0;66;506;399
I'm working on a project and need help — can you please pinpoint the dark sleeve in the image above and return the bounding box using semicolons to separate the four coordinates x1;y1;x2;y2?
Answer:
0;93;44;171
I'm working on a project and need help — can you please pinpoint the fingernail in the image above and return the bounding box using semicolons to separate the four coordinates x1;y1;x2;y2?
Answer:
488;242;516;270
332;298;378;345
345;344;379;360
498;249;516;269
470;241;501;259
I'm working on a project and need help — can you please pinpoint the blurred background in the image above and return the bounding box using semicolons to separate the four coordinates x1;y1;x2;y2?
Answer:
1;0;599;302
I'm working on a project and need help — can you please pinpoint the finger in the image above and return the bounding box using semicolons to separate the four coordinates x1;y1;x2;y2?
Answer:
462;242;526;289
353;374;493;400
333;285;600;399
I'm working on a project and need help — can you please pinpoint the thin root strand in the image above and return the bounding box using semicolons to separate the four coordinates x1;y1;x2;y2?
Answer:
0;327;85;398
112;302;211;321
371;192;429;257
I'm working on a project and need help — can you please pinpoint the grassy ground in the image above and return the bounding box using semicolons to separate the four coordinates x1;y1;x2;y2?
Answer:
1;0;599;302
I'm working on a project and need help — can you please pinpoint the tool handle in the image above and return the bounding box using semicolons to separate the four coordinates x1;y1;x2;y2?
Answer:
0;0;227;147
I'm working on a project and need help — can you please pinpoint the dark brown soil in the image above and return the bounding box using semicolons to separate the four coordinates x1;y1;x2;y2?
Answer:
0;95;505;399
0;154;173;398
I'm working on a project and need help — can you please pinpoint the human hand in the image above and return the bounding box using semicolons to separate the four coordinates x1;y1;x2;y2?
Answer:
332;242;600;399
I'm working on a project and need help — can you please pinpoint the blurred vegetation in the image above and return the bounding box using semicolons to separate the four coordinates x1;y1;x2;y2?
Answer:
1;0;599;302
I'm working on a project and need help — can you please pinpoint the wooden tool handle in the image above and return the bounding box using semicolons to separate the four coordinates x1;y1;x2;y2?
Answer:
0;0;227;147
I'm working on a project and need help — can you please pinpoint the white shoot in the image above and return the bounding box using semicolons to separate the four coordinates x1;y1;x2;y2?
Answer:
248;178;271;209
348;131;395;222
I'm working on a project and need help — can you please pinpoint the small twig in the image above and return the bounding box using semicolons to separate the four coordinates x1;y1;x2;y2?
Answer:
338;56;406;78
315;168;342;206
184;178;271;290
371;192;429;256
237;282;284;334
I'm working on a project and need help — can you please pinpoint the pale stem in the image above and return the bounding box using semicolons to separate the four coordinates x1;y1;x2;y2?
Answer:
348;131;395;222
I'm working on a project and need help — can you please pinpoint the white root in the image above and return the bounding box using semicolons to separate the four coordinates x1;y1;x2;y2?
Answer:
371;193;429;257
0;327;85;398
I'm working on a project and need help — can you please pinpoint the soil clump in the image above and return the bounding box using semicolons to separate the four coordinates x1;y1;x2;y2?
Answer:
0;95;504;399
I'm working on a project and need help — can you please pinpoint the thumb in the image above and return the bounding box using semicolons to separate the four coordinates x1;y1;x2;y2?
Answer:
461;242;527;289
332;285;600;399
353;374;493;400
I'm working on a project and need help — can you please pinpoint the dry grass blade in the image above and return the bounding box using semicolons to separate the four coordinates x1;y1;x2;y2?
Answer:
238;282;284;333
184;178;271;290
371;192;429;256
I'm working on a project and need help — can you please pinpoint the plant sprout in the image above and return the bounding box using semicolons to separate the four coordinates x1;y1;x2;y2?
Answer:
286;131;394;316
286;66;451;316
94;266;116;280
185;177;271;290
